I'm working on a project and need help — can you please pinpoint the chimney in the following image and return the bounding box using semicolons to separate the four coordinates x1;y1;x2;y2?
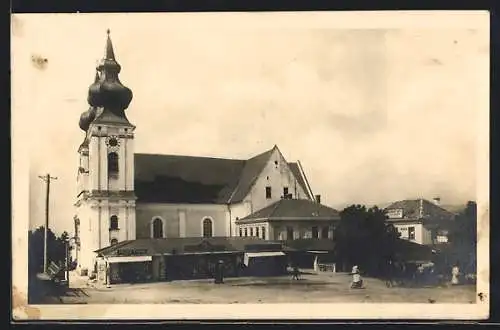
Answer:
315;195;321;204
432;197;441;206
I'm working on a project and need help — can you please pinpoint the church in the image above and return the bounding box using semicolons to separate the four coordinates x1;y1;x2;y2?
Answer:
73;31;338;278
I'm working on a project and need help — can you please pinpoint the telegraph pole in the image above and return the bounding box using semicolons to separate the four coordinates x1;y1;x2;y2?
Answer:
38;174;57;274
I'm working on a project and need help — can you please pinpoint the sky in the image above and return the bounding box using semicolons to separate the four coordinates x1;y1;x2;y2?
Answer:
11;12;489;235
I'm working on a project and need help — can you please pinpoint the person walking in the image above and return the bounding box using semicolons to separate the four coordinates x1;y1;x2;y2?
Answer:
350;265;363;289
291;265;300;280
451;263;460;285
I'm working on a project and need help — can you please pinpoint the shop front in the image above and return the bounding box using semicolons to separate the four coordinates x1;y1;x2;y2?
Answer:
241;251;288;276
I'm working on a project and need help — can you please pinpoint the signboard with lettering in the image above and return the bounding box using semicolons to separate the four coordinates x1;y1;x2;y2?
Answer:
244;244;282;252
116;248;148;256
184;241;227;252
386;208;404;219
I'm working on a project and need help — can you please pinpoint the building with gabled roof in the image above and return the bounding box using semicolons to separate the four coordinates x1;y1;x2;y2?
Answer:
384;197;456;245
73;31;322;276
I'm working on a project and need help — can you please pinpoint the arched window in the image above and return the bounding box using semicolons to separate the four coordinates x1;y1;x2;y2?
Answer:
202;218;213;238
109;215;119;230
108;152;119;177
110;238;118;245
152;217;164;238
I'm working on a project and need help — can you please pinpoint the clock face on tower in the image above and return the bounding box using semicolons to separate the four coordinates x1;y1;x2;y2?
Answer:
106;136;120;149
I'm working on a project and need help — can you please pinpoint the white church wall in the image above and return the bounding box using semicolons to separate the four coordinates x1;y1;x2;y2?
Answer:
229;201;252;236
136;203;229;238
244;148;310;216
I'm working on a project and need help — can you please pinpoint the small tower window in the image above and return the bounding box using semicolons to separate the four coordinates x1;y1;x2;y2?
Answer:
108;152;119;177
265;186;272;199
110;238;118;245
109;215;119;230
202;218;213;238
152;218;164;238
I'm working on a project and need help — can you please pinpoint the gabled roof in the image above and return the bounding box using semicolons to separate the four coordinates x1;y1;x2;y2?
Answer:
385;199;456;222
134;146;312;204
237;198;340;224
94;237;284;256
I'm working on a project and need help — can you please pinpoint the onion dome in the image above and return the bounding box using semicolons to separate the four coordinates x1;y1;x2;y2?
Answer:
87;29;133;116
79;106;97;131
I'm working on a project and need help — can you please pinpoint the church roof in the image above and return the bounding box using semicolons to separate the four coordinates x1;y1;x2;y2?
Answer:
236;198;340;224
134;147;312;204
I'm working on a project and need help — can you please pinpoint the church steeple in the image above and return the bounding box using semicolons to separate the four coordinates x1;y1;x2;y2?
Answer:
80;29;133;131
105;29;115;60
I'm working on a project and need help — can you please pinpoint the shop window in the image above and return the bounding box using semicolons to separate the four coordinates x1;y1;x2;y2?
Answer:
152;218;164;238
202;218;213;238
312;226;319;239
408;226;416;240
283;187;289;197
108;152;119;177
321;226;329;239
266;186;272;199
109;215;119;230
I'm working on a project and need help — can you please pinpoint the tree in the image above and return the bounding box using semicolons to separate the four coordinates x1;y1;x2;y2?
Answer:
28;226;69;277
447;201;477;273
333;205;400;275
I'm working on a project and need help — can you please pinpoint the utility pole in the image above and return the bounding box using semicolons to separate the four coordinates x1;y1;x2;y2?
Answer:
38;174;57;274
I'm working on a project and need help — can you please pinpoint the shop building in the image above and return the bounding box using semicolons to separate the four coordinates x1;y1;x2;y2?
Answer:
93;237;291;284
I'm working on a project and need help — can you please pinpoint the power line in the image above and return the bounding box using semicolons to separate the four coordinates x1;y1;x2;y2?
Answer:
38;174;58;274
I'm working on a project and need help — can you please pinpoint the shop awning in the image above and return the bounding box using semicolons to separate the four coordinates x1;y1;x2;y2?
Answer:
243;251;285;266
245;251;285;258
106;256;152;263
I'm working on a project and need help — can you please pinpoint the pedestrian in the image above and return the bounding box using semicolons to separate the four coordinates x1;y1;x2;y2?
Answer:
292;265;300;280
451;263;460;285
350;265;363;289
105;262;111;288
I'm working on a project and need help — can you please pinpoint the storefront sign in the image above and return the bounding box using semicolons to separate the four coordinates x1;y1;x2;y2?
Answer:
184;241;227;252
244;244;282;252
386;208;404;219
116;248;148;256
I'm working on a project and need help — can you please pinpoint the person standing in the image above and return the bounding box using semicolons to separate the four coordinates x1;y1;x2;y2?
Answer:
451;263;460;285
351;265;363;289
105;262;111;288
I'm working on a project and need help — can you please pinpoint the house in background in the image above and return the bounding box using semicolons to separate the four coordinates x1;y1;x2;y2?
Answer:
235;197;339;241
384;197;456;245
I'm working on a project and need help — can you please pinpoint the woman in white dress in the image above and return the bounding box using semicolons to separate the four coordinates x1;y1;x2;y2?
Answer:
451;264;460;285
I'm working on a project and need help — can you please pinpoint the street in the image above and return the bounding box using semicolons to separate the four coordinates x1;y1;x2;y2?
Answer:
36;270;477;304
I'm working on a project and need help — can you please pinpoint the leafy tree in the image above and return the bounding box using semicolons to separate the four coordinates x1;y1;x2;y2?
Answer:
447;201;477;273
28;226;70;277
333;205;400;275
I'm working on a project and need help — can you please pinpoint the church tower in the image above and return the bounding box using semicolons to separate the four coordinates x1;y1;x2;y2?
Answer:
74;30;136;274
